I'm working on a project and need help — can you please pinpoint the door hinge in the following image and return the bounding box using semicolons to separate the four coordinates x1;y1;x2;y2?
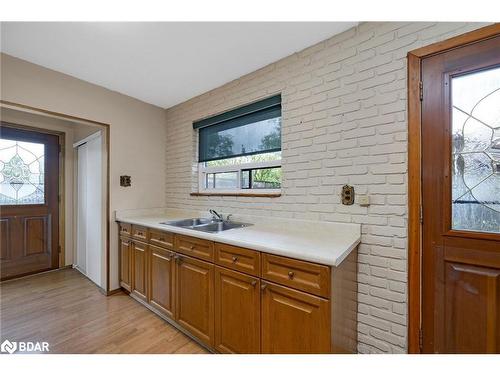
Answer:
419;204;423;224
419;329;423;350
58;194;61;203
58;245;62;254
419;81;423;101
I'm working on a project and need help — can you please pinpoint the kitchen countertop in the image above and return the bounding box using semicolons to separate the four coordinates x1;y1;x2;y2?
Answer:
115;208;361;267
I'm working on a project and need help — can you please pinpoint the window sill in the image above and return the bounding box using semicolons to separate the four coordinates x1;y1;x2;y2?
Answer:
190;192;281;198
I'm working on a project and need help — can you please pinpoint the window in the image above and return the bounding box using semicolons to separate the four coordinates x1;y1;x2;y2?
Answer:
0;138;45;205
451;66;500;233
194;95;282;194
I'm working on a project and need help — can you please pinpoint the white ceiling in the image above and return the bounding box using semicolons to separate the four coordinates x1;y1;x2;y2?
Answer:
0;22;357;108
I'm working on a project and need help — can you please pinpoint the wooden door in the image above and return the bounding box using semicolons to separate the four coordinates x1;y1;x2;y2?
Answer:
214;266;260;353
131;240;148;301
261;281;330;353
119;236;132;291
148;244;175;318
175;253;214;346
0;125;60;281
421;35;500;353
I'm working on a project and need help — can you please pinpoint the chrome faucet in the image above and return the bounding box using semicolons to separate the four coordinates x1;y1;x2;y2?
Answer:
209;209;223;221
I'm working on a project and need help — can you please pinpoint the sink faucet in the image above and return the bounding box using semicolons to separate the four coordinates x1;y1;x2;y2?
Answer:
209;209;223;221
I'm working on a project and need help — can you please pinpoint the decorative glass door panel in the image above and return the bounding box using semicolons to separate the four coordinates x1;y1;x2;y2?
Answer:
0;124;59;281
451;66;500;233
0;138;45;205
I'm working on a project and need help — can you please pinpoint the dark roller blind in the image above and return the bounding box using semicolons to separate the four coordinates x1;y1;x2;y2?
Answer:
194;95;281;163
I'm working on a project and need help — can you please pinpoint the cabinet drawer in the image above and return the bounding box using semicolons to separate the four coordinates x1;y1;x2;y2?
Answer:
132;225;149;241
119;222;132;236
175;235;214;261
215;243;260;277
150;229;174;249
261;253;330;298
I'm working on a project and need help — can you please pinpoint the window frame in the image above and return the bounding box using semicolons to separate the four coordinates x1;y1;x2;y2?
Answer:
198;158;281;194
194;94;283;195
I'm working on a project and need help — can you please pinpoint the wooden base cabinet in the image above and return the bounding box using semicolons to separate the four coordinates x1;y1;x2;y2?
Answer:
261;281;331;354
215;266;261;353
119;236;132;292
175;254;214;347
118;223;358;354
149;244;175;319
132;240;148;301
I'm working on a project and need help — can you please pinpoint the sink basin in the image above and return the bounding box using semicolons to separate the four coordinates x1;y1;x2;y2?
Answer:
191;221;252;233
161;218;212;228
160;217;252;233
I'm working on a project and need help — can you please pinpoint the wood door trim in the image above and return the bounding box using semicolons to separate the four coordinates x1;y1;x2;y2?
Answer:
407;23;500;354
1;100;111;293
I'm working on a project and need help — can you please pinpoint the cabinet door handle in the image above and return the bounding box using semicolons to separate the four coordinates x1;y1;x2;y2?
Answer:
261;283;267;291
288;271;295;280
251;280;257;287
232;256;238;263
190;245;195;250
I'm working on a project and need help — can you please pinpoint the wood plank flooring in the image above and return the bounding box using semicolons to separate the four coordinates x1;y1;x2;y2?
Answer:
0;268;208;354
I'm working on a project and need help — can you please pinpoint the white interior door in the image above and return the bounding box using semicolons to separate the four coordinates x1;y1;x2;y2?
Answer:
76;132;103;288
76;143;87;273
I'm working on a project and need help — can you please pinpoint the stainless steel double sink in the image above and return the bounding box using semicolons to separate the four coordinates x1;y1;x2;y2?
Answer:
160;218;252;233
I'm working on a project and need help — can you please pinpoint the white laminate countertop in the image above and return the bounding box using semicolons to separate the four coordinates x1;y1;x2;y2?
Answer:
115;208;361;267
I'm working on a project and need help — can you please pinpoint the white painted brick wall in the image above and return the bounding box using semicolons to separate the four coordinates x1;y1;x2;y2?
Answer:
164;22;488;353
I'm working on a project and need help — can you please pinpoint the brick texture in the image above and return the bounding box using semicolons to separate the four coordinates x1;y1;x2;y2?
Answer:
164;22;488;353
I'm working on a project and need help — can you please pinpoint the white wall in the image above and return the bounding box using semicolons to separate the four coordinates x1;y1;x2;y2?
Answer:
1;53;167;290
164;22;489;353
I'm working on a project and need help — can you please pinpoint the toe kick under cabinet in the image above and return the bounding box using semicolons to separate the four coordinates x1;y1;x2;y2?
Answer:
118;222;358;354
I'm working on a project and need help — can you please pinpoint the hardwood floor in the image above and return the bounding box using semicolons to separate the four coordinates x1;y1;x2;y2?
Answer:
0;268;208;354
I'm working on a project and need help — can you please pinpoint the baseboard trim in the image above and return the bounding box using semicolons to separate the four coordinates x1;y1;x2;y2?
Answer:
106;288;122;296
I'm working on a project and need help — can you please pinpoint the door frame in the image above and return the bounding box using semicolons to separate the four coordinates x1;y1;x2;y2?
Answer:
0;100;112;294
407;23;500;353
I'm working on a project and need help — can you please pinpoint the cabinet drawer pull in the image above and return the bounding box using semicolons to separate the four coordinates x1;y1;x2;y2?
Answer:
288;271;295;280
251;280;257;287
190;245;195;250
261;283;267;291
137;231;144;236
232;256;238;263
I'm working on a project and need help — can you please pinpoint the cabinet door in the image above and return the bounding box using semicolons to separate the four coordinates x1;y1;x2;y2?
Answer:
119;236;132;291
215;266;260;353
261;281;330;353
175;254;214;347
148;245;175;318
132;240;148;301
